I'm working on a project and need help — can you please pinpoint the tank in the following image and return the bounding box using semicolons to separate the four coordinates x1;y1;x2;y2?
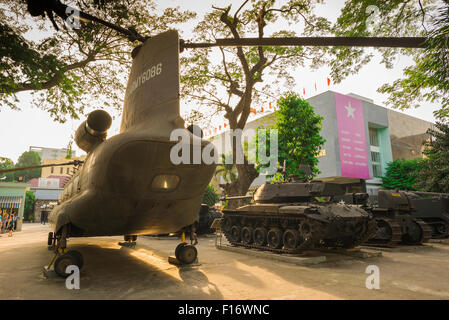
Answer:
408;192;449;238
195;204;223;235
222;180;377;253
363;190;433;247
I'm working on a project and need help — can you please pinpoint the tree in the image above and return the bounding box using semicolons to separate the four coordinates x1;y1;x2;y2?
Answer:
15;151;42;181
202;184;220;207
0;158;15;181
215;153;237;184
415;121;449;193
331;0;449;118
253;93;325;181
381;159;420;190
24;190;36;221
273;93;325;180
1;0;195;121
181;0;330;196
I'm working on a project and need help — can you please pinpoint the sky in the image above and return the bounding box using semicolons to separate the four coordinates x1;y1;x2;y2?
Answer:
0;0;440;162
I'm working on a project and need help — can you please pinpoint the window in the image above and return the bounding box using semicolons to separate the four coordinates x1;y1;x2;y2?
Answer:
66;167;70;174
51;167;54;174
151;175;180;192
371;151;382;177
369;127;379;147
369;127;382;177
60;167;63;174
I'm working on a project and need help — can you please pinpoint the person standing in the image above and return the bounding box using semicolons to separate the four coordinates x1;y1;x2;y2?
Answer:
8;215;13;237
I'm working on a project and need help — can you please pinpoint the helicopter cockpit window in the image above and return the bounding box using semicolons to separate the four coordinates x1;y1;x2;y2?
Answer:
151;175;180;192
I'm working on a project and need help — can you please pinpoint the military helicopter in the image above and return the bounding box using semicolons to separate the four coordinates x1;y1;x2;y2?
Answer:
3;1;428;277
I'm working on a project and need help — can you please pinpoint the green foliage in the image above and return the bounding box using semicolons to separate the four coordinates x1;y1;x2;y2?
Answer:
215;153;237;183
251;93;325;181
415;120;449;193
181;0;329;128
381;159;420;190
274;92;325;180
332;0;449;119
24;191;36;221
202;185;220;207
0;158;15;181
15;151;42;182
1;0;195;121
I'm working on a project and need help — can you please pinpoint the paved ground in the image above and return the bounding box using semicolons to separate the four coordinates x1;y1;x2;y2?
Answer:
1;223;449;300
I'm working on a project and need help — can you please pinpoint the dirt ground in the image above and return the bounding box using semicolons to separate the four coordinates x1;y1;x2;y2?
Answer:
1;223;449;300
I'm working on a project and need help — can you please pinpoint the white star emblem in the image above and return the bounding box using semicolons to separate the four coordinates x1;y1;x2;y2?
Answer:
345;102;356;119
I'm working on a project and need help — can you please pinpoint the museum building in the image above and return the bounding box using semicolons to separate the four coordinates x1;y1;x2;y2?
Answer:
209;91;435;197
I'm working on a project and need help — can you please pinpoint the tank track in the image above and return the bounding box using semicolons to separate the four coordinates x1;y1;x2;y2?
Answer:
222;211;373;253
411;219;432;244
364;218;402;247
424;220;449;238
365;218;432;247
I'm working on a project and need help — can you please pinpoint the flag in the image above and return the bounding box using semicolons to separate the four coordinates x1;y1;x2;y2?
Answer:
327;77;331;86
250;108;257;115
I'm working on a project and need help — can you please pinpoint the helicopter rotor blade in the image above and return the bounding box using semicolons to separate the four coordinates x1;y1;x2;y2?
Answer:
0;161;84;175
181;37;427;50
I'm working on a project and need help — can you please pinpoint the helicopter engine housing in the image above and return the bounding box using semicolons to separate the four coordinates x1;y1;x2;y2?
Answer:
75;110;112;153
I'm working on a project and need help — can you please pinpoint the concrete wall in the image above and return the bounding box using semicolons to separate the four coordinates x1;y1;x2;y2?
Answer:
387;110;434;160
307;91;340;178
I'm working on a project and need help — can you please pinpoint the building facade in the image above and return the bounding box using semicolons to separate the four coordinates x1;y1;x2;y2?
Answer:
29;177;67;222
0;182;30;231
41;155;86;178
209;91;434;196
29;146;76;162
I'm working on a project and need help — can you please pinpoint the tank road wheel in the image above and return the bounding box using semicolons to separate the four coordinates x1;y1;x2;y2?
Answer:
283;229;301;250
230;226;242;243
267;228;283;249
54;253;80;278
300;222;313;241
435;223;449;237
253;227;267;246
241;226;254;245
175;244;198;264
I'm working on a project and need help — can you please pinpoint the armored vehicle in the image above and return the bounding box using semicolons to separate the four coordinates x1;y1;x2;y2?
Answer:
363;190;433;247
222;180;376;253
409;193;449;238
196;204;223;235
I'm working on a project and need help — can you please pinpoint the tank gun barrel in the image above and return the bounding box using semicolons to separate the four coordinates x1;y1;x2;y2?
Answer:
220;196;253;201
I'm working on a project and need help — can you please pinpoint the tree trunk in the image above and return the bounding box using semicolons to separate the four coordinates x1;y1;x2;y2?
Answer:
224;163;259;209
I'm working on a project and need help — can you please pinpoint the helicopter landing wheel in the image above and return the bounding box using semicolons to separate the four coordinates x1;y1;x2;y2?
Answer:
48;232;54;246
54;251;82;278
66;250;84;269
175;243;197;264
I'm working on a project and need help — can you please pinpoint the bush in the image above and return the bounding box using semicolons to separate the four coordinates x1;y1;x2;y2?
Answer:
202;185;220;207
381;159;420;190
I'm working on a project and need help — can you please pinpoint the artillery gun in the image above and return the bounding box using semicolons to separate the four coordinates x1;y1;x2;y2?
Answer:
222;179;376;253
